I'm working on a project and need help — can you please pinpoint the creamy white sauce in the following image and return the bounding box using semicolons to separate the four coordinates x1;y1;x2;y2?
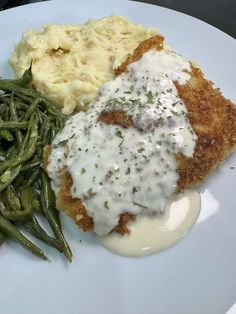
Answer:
47;49;197;235
98;190;201;257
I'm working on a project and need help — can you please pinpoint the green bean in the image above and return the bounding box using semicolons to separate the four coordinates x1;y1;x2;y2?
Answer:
4;144;17;159
0;129;14;141
40;97;64;119
0;114;38;174
0;152;18;175
14;91;34;105
0;213;48;260
0;186;36;223
0;83;36;97
20;159;40;172
0;148;15;173
24;167;40;187
12;173;25;187
18;184;41;214
0;68;70;261
38;109;51;122
0;193;31;223
39;116;51;143
52;202;62;230
50;127;57;143
0;105;9;120
10;93;23;148
0;93;11;99
1;84;65;127
20;114;38;157
0;165;22;193
17;109;27;120
36;109;43;125
0;65;32;88
0;121;28;129
36;140;44;147
0;83;41;108
0;150;5;162
32;195;42;214
20;186;35;212
23;97;40;121
16;89;63;122
40;170;72;262
23;215;64;252
0;96;29;110
0;231;4;246
5;184;21;211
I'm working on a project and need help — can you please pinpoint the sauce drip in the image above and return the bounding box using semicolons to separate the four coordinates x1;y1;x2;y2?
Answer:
98;190;201;257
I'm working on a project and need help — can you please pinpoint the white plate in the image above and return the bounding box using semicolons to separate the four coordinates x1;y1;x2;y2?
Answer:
0;1;236;313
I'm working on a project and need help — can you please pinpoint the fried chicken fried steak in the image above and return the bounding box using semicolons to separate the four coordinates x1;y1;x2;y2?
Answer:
45;35;236;235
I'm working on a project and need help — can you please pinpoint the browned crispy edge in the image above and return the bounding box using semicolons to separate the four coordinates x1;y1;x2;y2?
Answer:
115;35;236;192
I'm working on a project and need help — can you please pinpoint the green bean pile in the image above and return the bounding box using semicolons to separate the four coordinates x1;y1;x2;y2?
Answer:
0;67;72;261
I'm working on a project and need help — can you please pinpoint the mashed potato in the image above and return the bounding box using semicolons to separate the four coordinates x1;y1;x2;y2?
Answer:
10;15;158;114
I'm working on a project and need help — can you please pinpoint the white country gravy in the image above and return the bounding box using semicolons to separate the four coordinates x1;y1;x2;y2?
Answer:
47;49;197;235
98;190;201;257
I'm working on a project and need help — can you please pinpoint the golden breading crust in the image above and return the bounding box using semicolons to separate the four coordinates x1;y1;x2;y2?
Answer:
52;35;236;234
175;65;236;191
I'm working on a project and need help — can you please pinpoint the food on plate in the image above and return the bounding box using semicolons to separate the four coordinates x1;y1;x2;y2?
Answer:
2;13;236;259
46;33;236;248
9;15;158;115
0;69;72;261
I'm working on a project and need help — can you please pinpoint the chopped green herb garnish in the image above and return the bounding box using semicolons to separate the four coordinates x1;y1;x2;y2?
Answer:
126;167;131;175
104;201;109;209
137;147;145;153
58;139;68;145
132;186;138;194
133;201;148;209
116;130;124;139
171;110;179;116
70;133;76;139
87;188;96;198
146;91;154;104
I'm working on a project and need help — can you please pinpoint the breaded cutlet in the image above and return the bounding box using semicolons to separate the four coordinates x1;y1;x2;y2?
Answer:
50;35;236;234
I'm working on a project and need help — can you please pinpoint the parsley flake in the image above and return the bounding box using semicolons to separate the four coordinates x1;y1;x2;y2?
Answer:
87;188;96;198
137;147;145;153
116;130;124;139
133;201;148;209
81;168;86;174
126;167;131;175
132;186;138;194
104;201;109;209
146;91;154;104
